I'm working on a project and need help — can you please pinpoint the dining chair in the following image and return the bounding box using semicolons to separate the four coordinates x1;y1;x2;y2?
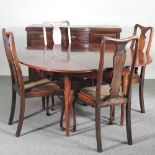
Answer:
2;28;64;137
43;20;71;47
119;24;154;125
125;24;153;112
76;36;139;152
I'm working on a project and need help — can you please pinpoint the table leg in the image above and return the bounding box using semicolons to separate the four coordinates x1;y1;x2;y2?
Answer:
64;75;72;136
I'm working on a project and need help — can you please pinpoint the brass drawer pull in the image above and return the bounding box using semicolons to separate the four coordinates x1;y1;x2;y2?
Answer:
71;35;77;40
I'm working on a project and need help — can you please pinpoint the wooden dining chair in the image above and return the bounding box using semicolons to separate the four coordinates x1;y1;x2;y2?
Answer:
76;36;139;152
43;20;71;47
2;28;64;137
126;24;153;112
120;24;154;125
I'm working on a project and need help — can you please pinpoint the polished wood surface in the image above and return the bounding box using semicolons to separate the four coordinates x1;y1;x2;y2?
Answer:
26;25;121;49
17;44;152;137
18;44;152;73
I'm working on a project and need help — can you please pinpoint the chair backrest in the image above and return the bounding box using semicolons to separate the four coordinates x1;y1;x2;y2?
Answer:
96;36;139;101
43;20;71;48
130;24;153;54
2;28;24;94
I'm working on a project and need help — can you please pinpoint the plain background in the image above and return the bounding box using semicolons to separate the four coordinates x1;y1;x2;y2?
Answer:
0;0;154;78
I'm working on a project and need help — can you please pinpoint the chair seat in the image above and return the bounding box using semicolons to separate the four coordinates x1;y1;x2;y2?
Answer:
122;67;141;84
24;78;51;90
24;78;62;97
81;85;111;100
78;84;126;107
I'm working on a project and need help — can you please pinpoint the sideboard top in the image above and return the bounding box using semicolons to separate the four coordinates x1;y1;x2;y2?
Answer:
25;24;122;32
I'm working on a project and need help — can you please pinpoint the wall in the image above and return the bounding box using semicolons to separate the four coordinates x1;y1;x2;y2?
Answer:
0;0;154;78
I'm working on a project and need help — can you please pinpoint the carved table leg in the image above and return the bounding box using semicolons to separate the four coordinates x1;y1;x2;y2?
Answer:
60;98;76;133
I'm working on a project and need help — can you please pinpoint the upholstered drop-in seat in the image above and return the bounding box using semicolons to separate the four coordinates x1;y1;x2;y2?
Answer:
78;84;127;107
24;78;62;96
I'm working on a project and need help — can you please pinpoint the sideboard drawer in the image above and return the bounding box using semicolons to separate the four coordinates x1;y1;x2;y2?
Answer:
26;27;53;48
71;34;89;43
30;31;44;40
30;31;53;48
71;31;89;43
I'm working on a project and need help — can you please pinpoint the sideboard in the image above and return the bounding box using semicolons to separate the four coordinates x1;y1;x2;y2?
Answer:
26;25;121;48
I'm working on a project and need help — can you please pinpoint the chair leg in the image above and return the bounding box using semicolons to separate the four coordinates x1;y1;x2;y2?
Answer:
121;74;128;125
46;96;51;116
8;88;16;125
126;92;133;145
120;104;125;126
16;96;25;137
139;66;145;113
60;102;65;131
109;105;115;125
71;99;76;132
51;95;55;111
95;106;103;152
139;82;145;113
42;96;45;110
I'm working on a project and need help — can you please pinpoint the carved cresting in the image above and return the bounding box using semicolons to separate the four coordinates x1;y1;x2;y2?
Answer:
110;43;127;98
131;24;154;53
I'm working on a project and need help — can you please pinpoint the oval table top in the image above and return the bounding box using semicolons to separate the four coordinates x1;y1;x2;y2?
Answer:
17;44;152;74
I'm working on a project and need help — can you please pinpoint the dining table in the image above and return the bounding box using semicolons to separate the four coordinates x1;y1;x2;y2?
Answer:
17;43;152;137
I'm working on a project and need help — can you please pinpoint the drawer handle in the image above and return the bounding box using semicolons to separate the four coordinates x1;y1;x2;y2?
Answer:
71;35;77;40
